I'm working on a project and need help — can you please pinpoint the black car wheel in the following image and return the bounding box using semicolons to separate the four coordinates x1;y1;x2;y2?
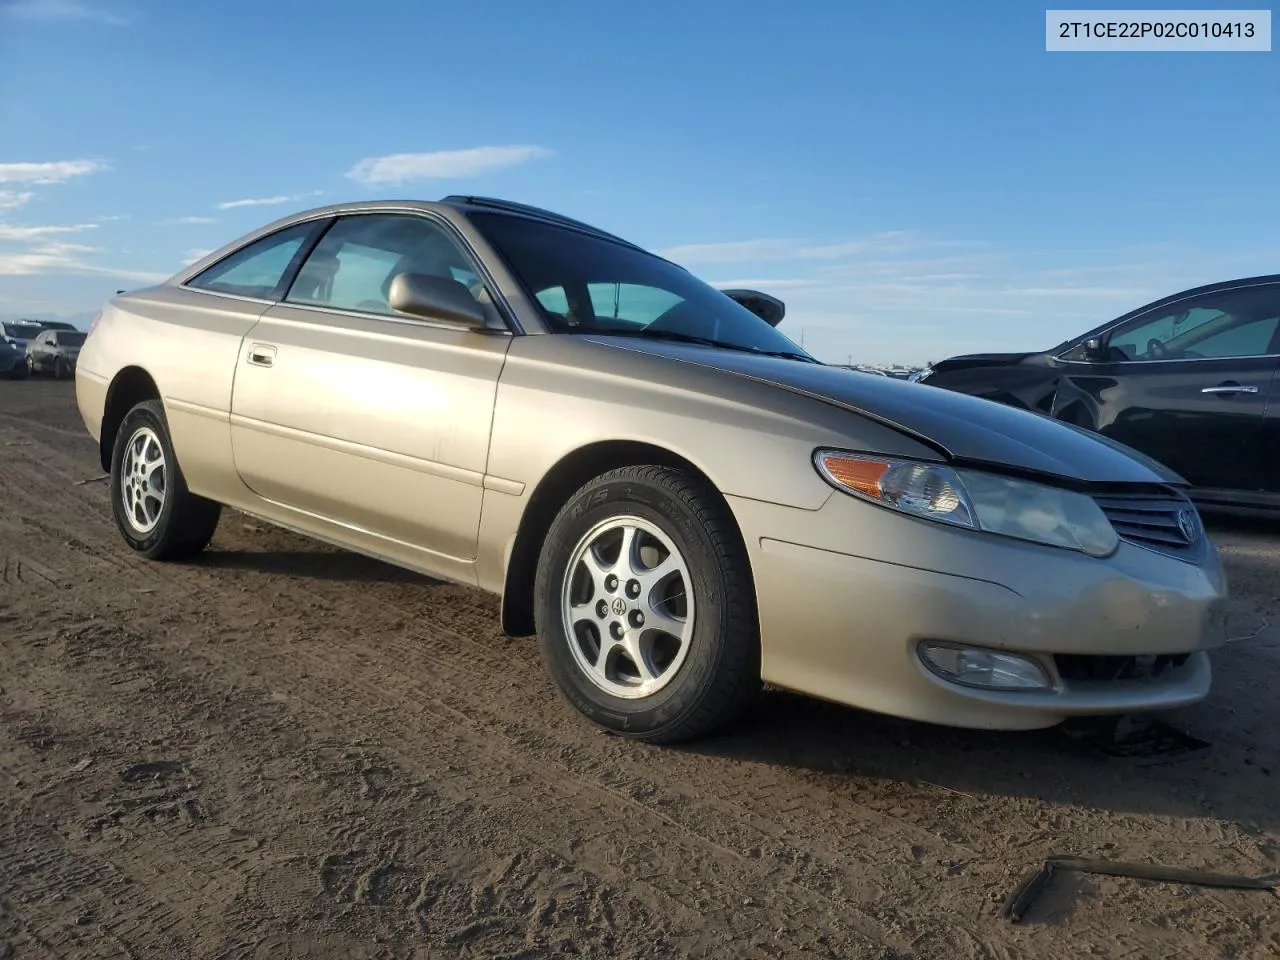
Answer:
109;399;222;560
534;464;760;743
54;356;69;380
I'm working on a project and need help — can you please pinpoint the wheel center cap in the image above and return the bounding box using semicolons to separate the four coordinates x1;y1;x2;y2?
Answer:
610;597;627;616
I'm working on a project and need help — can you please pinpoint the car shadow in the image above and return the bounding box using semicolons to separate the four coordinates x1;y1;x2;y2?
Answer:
674;637;1277;833
191;549;436;584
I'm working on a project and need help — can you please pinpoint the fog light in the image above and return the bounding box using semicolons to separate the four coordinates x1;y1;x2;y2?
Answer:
918;642;1052;691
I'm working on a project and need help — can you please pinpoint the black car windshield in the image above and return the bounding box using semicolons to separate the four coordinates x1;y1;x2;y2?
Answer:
471;213;812;358
3;321;42;340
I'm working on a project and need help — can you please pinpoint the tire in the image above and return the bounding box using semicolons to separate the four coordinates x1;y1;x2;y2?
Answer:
24;355;36;377
109;399;221;560
54;357;69;380
534;464;760;744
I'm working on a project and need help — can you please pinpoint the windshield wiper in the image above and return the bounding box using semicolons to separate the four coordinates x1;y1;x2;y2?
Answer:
592;328;819;362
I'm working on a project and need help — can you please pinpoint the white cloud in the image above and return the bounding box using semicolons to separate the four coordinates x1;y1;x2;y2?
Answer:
217;195;292;210
3;0;128;24
160;215;218;225
181;248;214;265
216;190;321;210
0;159;108;184
0;222;97;240
0;240;164;282
345;145;552;185
0;190;34;210
94;213;130;222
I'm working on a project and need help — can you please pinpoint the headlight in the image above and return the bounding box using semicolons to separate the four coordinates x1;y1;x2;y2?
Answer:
909;368;932;383
814;450;1119;557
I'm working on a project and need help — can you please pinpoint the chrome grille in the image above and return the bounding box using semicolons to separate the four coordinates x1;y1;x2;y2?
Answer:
1093;493;1201;557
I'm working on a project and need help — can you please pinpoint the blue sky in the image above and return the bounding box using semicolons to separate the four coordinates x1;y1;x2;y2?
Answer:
1;0;1277;364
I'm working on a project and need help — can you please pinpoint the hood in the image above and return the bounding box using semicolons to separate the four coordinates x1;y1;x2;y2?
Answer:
926;351;1038;374
590;338;1182;486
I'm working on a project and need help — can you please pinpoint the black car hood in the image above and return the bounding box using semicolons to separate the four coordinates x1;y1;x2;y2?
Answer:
927;351;1038;373
593;338;1183;486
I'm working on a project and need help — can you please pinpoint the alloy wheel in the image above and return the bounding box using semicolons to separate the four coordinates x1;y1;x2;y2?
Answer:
120;426;167;534
561;515;695;699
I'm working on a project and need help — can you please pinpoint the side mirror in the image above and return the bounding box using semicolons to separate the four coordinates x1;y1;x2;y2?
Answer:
721;288;785;327
1083;337;1104;360
388;272;486;328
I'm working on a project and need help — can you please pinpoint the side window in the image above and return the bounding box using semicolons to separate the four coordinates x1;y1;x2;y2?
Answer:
535;286;570;317
186;221;322;299
1186;316;1280;359
284;213;483;316
1106;287;1280;361
1107;307;1220;360
587;283;684;327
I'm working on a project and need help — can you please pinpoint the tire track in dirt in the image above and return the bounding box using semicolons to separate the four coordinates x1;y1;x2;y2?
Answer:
4;542;892;958
2;608;692;959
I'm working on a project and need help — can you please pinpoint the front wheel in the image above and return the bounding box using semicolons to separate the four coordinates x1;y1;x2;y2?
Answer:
110;399;222;560
534;465;760;743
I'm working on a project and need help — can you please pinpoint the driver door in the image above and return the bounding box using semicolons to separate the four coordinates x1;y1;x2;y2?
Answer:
1056;282;1280;492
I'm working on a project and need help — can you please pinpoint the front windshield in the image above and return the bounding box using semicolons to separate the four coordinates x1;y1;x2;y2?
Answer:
471;212;811;358
3;321;42;340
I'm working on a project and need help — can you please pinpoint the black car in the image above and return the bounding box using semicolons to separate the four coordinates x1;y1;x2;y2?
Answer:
916;274;1280;512
0;336;28;379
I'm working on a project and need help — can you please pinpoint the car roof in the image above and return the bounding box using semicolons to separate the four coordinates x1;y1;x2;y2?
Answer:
169;195;681;289
437;195;650;252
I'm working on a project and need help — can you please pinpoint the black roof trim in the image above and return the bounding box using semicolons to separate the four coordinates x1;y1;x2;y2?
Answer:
440;195;648;252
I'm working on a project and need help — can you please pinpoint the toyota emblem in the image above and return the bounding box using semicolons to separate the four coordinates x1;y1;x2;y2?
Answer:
1177;508;1199;543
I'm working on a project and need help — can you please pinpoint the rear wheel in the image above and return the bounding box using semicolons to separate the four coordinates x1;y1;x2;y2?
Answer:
110;400;221;560
534;465;760;743
54;356;69;380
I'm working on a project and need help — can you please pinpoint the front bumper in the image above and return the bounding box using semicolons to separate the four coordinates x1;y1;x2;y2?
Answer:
730;491;1228;730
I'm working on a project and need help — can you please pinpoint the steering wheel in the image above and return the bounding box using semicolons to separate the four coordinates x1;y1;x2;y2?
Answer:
1146;338;1170;359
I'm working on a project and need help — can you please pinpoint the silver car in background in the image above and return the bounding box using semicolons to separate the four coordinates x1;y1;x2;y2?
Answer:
25;328;86;379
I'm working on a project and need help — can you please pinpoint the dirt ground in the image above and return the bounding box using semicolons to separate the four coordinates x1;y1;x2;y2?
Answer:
1;377;1277;960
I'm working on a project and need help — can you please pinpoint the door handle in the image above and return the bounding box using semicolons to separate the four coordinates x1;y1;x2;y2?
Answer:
1200;383;1259;395
247;343;277;368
